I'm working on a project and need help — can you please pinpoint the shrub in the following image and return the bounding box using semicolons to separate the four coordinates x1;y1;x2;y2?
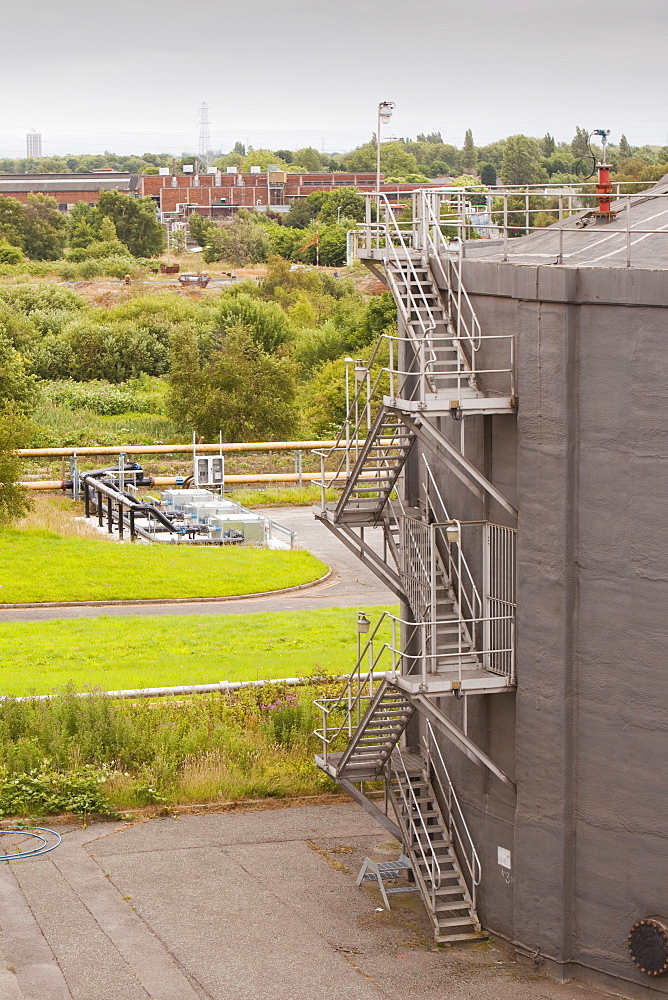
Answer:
40;379;162;415
211;293;293;353
0;240;25;264
0;282;86;316
0;765;114;818
63;319;170;382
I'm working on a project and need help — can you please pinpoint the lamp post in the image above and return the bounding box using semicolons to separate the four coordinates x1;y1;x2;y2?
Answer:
376;101;395;194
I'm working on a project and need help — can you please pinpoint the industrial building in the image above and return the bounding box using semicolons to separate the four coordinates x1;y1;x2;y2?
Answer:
313;172;668;997
140;168;443;218
0;171;139;209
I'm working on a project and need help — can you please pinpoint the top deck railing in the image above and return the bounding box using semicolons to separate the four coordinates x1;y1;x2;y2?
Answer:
353;182;668;269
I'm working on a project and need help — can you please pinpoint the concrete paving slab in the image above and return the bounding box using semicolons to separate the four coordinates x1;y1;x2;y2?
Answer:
51;836;201;1000
0;803;618;1000
9;855;149;1000
0;862;72;1000
90;802;382;858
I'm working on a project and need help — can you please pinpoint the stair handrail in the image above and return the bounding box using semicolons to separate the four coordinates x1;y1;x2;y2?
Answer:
313;345;433;508
390;747;441;902
424;721;481;912
423;458;482;627
366;194;456;393
313;612;400;759
418;190;483;355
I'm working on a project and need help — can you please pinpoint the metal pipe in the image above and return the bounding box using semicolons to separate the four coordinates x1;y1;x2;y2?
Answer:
2;674;350;704
18;440;354;458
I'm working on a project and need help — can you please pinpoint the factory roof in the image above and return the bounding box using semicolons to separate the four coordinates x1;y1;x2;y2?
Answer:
466;174;668;270
0;174;139;194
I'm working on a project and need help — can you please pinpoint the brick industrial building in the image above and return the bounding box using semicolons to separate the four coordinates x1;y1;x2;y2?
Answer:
0;172;139;210
0;168;443;217
140;169;443;217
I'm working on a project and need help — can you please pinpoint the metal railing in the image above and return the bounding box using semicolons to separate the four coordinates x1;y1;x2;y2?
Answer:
314;606;515;759
389;746;441;908
355;182;668;269
312;332;515;507
424;721;481;912
423;458;483;634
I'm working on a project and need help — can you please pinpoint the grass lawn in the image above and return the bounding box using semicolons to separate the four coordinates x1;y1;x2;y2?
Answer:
0;528;327;603
0;606;397;697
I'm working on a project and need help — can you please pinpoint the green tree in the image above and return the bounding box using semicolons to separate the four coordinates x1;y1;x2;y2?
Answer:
22;195;67;260
501;135;548;184
0;336;39;414
480;163;497;186
428;161;451;177
317;188;365;224
540;133;556;157
0;195;66;260
292;147;324;172
0;198;28;249
476;140;506;170
188;213;216;248
283;193;327;229
168;324;298;442
571;126;590;158
0;410;33;525
543;150;576;177
97;191;165;257
461;129;477;172
211;293;293;353
202;213;270;265
618;134;631;160
67;202;102;249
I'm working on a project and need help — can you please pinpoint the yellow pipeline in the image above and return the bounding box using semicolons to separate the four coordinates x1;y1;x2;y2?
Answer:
18;440;349;458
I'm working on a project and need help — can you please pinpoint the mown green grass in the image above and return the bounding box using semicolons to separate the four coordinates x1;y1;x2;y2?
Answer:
226;485;339;507
0;607;396;696
0;528;327;604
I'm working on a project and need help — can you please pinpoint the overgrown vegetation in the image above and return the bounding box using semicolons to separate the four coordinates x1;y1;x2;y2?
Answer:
0;683;345;816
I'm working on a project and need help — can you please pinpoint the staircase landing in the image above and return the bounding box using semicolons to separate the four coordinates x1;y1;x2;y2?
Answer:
386;670;514;696
315;750;424;782
386;393;517;416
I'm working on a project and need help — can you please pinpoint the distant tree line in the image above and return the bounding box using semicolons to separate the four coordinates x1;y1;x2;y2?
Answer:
0;129;665;187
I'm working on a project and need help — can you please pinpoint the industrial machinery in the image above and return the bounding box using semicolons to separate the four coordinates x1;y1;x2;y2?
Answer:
70;454;293;547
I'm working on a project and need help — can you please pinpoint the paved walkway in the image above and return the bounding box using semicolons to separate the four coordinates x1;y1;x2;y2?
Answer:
0;508;394;623
0;802;615;1000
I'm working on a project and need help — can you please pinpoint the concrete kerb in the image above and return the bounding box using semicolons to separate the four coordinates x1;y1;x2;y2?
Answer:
0;566;333;611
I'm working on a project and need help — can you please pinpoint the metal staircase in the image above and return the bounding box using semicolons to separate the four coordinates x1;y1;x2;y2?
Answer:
384;258;478;399
333;407;414;526
311;188;520;946
389;739;483;942
319;679;414;782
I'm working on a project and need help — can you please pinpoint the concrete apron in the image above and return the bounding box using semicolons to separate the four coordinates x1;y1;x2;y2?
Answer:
0;802;616;1000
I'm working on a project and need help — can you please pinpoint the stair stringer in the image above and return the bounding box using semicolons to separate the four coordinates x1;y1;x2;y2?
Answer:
388;755;484;942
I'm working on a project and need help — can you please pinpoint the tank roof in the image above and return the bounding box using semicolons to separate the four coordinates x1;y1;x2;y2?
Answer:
466;173;668;270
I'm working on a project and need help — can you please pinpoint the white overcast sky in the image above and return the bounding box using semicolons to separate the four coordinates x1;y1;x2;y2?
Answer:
1;0;666;157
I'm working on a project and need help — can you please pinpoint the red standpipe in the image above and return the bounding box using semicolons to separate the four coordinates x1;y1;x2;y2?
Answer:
595;162;613;216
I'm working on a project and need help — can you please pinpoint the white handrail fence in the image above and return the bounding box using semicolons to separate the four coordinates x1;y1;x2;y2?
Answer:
424;721;482;912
